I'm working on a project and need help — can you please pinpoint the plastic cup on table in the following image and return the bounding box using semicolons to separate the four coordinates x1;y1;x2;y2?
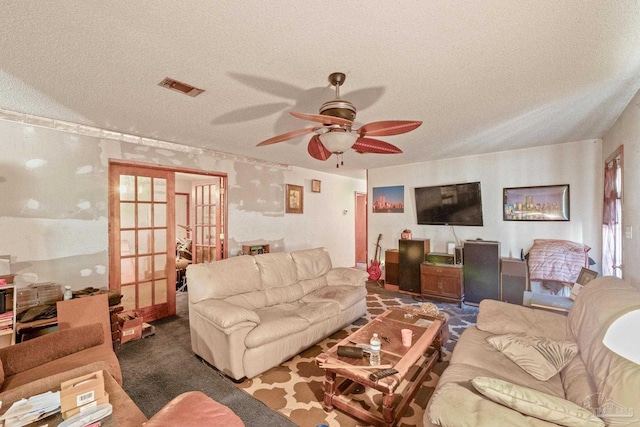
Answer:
401;329;413;347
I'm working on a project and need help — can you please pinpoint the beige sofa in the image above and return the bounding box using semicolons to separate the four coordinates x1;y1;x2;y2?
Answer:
187;247;369;380
427;276;640;427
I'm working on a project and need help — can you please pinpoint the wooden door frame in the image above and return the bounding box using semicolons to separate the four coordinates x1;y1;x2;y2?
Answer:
355;191;367;267
108;160;228;320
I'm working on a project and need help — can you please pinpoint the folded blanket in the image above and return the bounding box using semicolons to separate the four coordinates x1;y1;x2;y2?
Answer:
528;239;590;284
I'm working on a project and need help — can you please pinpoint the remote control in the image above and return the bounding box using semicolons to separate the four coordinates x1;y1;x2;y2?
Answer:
369;368;398;381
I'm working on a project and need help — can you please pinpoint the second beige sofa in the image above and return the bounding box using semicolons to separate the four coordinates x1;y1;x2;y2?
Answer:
426;276;640;426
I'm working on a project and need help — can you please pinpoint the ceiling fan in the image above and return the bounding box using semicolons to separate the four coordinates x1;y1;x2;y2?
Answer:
256;72;422;167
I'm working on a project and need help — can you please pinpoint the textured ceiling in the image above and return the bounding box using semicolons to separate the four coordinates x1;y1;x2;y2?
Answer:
2;1;640;178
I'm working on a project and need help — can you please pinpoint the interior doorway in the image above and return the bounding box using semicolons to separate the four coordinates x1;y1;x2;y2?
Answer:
108;161;227;322
355;192;367;268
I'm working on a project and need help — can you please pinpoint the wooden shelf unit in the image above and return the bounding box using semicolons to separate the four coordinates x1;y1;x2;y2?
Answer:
420;263;464;307
0;285;17;348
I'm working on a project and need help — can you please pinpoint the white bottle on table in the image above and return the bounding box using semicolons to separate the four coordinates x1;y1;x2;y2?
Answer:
369;333;381;366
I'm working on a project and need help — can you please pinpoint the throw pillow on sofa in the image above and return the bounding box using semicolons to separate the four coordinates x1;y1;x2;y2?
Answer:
471;376;604;427
486;333;578;381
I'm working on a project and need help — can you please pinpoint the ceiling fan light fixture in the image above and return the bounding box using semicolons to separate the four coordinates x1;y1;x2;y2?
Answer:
319;131;358;154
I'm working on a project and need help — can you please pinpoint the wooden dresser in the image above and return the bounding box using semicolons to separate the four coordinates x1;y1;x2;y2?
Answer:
420;263;464;307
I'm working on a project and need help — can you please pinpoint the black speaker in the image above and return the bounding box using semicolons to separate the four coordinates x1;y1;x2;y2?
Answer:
463;240;500;305
501;258;527;305
399;239;430;293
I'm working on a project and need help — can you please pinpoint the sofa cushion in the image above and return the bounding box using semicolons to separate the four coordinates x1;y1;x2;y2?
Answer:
187;256;262;303
560;355;598;409
298;277;328;296
429;381;558;426
295;301;340;324
486;333;578;381
246;304;310;348
566;276;640;425
326;267;370;287
264;282;306;307
145;391;245;427
290;247;332;280
449;328;565;397
225;290;268;310
471;376;604;427
477;299;568;342
302;285;367;310
254;252;298;289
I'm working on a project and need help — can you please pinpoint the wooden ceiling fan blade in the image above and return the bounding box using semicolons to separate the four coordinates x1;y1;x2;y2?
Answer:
256;127;316;146
357;120;422;137
308;135;332;161
290;111;353;126
352;137;403;154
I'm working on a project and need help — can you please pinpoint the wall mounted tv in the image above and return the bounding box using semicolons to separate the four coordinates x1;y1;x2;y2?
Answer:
415;182;484;226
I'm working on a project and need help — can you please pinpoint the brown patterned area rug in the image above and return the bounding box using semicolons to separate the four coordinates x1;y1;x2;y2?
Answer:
236;284;478;427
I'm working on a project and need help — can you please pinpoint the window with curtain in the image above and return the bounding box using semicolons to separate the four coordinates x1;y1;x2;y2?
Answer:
603;150;622;278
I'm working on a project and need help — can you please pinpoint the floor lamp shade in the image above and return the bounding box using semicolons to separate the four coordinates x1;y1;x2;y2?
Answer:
603;309;640;365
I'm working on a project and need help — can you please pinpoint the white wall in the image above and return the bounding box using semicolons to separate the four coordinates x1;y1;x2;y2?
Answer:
368;140;603;270
602;88;640;288
0;119;365;289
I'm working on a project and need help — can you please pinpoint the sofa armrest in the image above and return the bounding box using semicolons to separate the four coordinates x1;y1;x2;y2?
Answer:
191;300;260;332
477;300;568;341
144;391;245;427
0;323;105;377
326;267;369;287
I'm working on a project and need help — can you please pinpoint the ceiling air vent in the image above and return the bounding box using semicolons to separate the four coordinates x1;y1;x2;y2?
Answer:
158;77;205;97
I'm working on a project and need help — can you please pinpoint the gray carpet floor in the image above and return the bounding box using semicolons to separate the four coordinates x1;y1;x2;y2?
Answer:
116;292;297;427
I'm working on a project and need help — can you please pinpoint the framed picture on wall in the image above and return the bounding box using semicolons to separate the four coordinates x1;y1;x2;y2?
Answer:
372;185;404;213
503;184;570;221
286;184;303;214
312;179;321;193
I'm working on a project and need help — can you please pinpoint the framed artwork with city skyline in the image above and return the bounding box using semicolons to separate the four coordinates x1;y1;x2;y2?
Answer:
372;185;404;213
503;184;570;221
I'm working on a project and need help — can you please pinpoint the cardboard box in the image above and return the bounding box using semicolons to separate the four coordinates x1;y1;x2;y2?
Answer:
62;393;109;419
118;312;143;343
60;370;106;417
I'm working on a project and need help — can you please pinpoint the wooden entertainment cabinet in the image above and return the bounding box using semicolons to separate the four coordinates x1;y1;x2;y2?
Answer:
420;263;464;307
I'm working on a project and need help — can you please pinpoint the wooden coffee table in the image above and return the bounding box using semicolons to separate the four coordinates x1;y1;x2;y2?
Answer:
316;307;448;427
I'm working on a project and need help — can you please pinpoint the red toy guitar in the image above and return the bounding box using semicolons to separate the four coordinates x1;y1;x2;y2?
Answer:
368;234;382;281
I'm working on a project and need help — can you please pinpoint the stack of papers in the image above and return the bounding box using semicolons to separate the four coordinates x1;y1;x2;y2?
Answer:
0;391;61;426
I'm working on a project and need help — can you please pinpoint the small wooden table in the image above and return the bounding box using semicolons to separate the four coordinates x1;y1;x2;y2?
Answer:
316;307;448;427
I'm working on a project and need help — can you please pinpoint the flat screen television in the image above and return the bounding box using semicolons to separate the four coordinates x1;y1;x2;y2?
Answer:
415;182;484;226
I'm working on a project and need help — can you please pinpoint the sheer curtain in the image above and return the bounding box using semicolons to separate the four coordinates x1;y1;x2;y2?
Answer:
602;156;622;277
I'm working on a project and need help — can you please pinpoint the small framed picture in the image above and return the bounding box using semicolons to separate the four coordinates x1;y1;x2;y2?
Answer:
312;179;321;193
285;184;303;214
576;267;598;285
